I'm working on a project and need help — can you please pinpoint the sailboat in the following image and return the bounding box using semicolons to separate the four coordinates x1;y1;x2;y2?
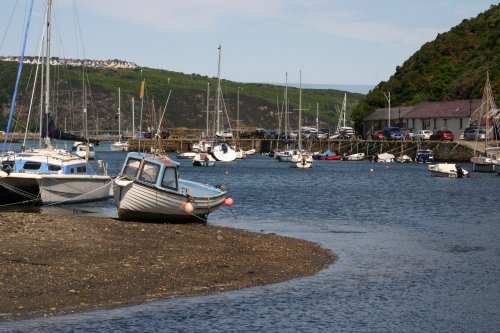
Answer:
193;83;216;166
469;71;500;173
0;0;112;206
275;72;297;162
290;71;313;169
111;87;129;151
210;46;237;162
71;50;96;159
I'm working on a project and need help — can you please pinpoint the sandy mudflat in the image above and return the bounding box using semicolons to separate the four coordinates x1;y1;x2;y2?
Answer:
0;212;336;320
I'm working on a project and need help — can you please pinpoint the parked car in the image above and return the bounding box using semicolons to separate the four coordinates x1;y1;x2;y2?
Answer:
430;130;454;141
310;131;328;140
372;130;385;140
330;127;355;139
463;127;486;141
415;130;433;141
402;128;415;140
382;126;403;140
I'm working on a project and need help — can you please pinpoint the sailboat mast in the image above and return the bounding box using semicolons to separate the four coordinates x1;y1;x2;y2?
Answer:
285;72;288;141
237;87;240;140
343;93;347;128
484;71;490;150
298;70;302;151
118;87;121;141
44;0;52;144
316;102;319;131
131;97;135;139
206;82;210;138
216;45;222;136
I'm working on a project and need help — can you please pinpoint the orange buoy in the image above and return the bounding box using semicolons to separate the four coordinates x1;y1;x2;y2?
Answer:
184;201;194;213
224;197;234;207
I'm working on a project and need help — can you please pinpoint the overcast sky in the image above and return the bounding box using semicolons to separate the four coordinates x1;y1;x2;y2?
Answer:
0;0;496;88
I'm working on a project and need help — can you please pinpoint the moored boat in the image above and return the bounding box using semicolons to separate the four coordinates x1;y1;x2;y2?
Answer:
416;149;434;163
344;153;365;161
113;152;227;222
376;152;395;163
428;163;469;178
192;152;216;167
0;146;112;205
312;149;340;160
71;141;96;160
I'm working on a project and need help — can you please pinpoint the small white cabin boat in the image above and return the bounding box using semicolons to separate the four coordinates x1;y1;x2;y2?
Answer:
428;163;469;178
113;152;227;222
376;152;395;163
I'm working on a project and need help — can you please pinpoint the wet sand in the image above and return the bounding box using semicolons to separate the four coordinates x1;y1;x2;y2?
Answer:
0;212;336;320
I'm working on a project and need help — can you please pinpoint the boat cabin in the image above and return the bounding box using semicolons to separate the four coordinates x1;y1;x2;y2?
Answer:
2;153;95;175
121;153;179;191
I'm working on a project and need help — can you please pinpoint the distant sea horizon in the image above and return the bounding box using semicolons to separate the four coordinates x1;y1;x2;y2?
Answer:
255;82;374;94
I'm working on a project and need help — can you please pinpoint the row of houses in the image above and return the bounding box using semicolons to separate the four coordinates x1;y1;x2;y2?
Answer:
362;99;500;139
0;56;137;69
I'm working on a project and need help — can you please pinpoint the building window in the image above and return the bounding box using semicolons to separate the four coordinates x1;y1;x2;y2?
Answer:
459;118;463;129
443;119;447;129
433;119;437;129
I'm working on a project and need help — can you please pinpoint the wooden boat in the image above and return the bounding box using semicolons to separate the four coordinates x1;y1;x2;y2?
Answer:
113;152;227;222
428;163;469;178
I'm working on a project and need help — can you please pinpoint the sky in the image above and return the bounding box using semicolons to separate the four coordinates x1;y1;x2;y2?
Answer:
0;0;497;92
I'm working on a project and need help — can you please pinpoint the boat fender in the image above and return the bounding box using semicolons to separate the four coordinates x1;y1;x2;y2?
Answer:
1;164;12;175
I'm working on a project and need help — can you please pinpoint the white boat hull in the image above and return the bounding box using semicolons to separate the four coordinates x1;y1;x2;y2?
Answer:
176;151;197;159
113;178;226;222
111;142;129;152
211;143;237;162
346;153;365;161
470;156;497;173
0;172;112;204
428;163;469;178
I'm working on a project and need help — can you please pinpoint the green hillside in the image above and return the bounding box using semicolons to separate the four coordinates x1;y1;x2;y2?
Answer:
352;4;500;129
0;61;363;135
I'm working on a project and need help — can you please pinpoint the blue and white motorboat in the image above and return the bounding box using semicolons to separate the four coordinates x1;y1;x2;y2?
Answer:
0;146;112;205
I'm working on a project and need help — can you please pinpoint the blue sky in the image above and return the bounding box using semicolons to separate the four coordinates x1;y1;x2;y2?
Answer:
0;0;496;89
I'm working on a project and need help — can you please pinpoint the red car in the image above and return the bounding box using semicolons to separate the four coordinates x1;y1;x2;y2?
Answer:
372;130;385;140
430;130;454;141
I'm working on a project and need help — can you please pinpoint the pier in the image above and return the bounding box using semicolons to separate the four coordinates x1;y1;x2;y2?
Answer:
127;138;486;162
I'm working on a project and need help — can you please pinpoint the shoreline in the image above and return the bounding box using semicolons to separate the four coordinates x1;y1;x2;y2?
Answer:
0;212;336;321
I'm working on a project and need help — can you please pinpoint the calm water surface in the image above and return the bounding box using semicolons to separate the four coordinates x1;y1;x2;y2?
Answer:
1;142;499;332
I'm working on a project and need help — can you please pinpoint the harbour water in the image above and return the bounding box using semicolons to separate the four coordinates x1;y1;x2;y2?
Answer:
1;142;499;332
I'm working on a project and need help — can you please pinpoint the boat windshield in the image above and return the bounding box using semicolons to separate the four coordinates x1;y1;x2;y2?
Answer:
161;166;178;190
123;158;141;178
139;161;159;184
